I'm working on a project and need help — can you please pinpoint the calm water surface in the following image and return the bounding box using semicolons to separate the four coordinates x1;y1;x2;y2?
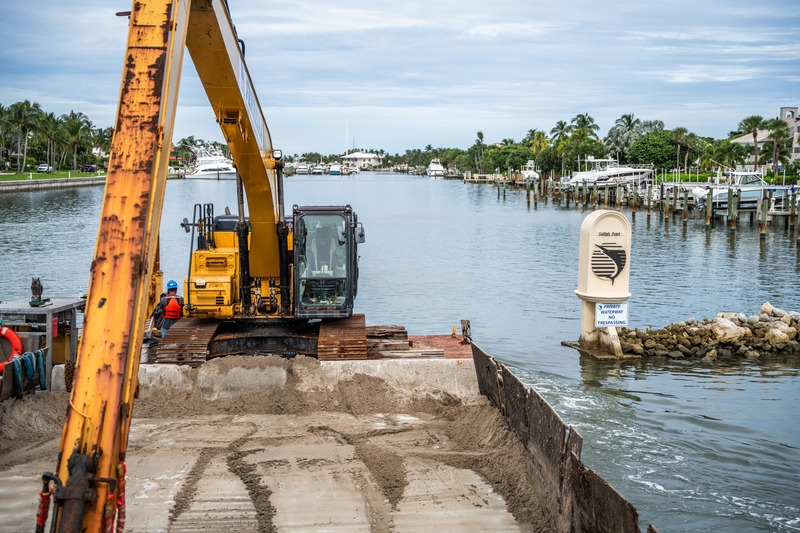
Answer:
1;174;798;532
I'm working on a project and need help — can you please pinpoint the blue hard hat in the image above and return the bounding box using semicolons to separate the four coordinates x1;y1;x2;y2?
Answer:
167;280;178;290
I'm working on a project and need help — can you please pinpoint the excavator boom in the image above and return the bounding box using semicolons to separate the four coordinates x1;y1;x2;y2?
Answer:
50;1;282;530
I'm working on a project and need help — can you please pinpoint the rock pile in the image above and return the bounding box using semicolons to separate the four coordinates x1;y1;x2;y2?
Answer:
616;302;800;360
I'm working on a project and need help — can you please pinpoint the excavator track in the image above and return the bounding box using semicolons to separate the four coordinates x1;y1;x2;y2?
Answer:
317;314;367;360
155;318;222;367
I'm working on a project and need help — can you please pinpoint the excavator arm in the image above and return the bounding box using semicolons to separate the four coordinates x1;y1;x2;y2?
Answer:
49;1;280;531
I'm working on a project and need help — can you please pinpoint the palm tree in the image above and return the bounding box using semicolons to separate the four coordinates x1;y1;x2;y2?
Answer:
736;115;765;169
0;103;9;166
702;139;747;171
763;118;792;180
571;113;600;139
550;121;570;175
670;127;688;172
682;133;701;173
62;111;92;170
9;100;43;172
527;130;549;154
473;131;485;170
605;114;641;162
637;119;664;135
37;112;62;170
91;126;113;162
615;113;640;132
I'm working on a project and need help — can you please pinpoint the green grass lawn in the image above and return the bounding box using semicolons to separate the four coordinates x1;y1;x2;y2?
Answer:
0;170;105;182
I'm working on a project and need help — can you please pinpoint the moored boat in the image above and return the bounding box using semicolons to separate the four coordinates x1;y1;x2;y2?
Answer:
187;144;237;179
570;156;653;185
428;159;445;178
692;170;788;209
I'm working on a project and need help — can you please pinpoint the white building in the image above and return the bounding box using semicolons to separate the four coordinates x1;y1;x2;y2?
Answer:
342;151;383;169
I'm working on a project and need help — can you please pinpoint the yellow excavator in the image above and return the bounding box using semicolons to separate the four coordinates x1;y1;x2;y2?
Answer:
41;1;363;531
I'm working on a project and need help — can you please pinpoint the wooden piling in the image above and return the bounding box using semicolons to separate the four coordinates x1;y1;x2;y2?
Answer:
705;189;712;226
790;190;796;226
730;190;738;230
682;188;689;224
759;190;768;237
671;185;678;218
616;183;621;210
646;185;652;218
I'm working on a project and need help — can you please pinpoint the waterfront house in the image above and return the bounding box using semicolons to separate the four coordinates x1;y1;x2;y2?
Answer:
342;151;383;169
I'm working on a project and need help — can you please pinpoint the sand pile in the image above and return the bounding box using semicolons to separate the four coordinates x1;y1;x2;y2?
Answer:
0;356;552;532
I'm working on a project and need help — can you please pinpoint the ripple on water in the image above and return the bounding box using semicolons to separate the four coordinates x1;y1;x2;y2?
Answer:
1;175;798;532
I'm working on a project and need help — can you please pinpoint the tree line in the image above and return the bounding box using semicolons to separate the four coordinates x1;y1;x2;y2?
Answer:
392;113;796;181
4;100;795;182
0;100;112;172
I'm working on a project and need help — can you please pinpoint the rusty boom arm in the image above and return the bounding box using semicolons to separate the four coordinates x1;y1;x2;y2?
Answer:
51;1;280;531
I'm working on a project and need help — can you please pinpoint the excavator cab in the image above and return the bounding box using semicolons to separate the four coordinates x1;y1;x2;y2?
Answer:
293;205;364;319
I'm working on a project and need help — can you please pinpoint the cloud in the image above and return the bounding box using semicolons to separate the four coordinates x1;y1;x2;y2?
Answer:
463;22;557;40
1;0;798;155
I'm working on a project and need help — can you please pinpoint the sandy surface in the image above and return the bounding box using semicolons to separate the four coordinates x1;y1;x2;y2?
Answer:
0;356;552;532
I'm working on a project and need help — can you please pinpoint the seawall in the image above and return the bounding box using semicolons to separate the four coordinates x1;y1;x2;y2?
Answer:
0;176;106;193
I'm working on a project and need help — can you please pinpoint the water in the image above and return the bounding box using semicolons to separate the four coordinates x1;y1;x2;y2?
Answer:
1;174;798;531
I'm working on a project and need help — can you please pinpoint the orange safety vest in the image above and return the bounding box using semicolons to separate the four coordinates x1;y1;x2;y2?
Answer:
163;295;183;320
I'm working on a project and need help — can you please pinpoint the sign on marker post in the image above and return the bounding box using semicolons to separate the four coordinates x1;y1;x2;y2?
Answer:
595;302;628;328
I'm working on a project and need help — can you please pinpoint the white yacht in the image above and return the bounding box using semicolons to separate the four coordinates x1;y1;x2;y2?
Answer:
521;160;540;180
569;157;653;185
691;170;788;210
328;163;342;175
187;144;236;179
296;163;310;175
428;159;445;178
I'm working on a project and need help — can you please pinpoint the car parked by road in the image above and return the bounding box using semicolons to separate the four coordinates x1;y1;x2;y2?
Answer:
37;164;53;173
81;164;97;172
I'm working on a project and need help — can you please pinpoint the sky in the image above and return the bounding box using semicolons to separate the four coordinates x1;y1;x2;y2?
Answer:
1;0;798;156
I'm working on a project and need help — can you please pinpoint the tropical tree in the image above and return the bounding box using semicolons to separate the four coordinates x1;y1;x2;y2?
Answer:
698;139;748;171
550;120;570;176
0;103;9;166
736;115;766;169
628;131;679;170
670;127;688;172
605;113;641;162
9;100;42;172
570;113;600;139
523;129;549;154
762;118;792;180
92;126;113;157
472;131;485;171
62;110;92;170
681;133;705;173
37;112;62;169
638;120;664;135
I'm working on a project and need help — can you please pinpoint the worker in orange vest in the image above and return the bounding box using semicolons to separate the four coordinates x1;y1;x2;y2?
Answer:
159;280;184;334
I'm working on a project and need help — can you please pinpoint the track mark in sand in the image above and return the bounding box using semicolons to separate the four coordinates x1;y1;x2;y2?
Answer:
169;447;219;522
226;431;277;533
353;441;406;510
312;424;408;512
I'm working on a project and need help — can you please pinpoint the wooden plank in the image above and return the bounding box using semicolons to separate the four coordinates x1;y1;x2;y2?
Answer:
375;350;445;359
318;314;367;360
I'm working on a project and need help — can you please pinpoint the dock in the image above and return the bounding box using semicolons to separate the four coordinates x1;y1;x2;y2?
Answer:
477;173;800;243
